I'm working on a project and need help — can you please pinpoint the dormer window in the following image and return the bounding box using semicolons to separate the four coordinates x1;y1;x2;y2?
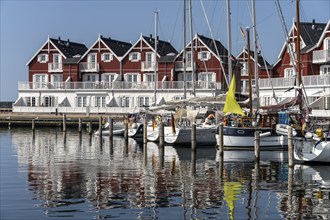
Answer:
198;51;210;61
37;54;48;63
102;53;113;62
129;52;141;62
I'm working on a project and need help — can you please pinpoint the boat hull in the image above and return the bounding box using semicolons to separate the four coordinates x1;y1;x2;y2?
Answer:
216;126;287;148
294;137;330;163
164;125;217;146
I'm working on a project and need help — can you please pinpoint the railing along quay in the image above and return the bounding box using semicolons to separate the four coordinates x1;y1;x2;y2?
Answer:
0;113;124;128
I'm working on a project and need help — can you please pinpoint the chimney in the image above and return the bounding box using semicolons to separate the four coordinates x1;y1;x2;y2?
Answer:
150;34;152;39
312;19;316;29
58;36;61;43
66;39;70;46
157;36;159;41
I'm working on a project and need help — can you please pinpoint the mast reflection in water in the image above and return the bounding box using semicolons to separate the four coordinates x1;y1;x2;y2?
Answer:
0;127;329;219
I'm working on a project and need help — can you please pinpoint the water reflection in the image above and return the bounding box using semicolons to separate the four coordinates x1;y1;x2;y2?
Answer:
6;127;329;219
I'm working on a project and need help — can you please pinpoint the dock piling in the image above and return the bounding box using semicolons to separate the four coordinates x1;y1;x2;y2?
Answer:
99;116;103;139
288;126;294;167
78;118;82;133
62;114;66;132
254;131;260;163
159;122;164;147
218;123;224;177
143;117;147;144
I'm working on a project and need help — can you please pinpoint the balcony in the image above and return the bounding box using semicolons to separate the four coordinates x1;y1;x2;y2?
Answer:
141;61;156;71
79;62;99;72
48;63;63;72
259;75;330;88
313;49;330;63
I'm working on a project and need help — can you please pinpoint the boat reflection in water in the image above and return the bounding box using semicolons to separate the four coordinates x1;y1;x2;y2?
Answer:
8;127;329;219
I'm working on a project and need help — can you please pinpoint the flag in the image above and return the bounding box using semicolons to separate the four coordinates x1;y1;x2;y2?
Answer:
171;113;176;134
223;75;246;116
240;26;245;38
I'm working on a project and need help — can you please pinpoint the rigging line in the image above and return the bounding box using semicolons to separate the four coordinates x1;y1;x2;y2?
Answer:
200;0;229;88
244;0;279;104
275;0;311;110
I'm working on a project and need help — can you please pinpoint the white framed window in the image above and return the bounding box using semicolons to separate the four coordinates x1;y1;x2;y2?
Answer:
42;96;55;107
129;52;141;62
320;65;330;75
198;51;210;61
241;62;248;76
95;96;106;107
144;73;155;82
76;96;88;107
198;72;215;82
324;37;330;50
33;74;48;89
83;74;98;82
284;68;295;78
53;54;62;64
37;54;48;63
186;51;192;68
101;53;113;62
118;96;130;107
102;73;117;83
138;96;150;107
25;97;36;107
87;53;97;69
51;74;63;88
125;73;140;82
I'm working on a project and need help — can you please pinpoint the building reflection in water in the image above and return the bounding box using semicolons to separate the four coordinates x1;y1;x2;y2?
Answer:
10;128;329;219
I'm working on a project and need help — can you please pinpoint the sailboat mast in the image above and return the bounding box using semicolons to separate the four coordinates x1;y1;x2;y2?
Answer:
246;28;253;113
226;0;232;84
252;0;259;111
183;0;187;99
189;0;195;97
295;0;303;112
154;11;158;106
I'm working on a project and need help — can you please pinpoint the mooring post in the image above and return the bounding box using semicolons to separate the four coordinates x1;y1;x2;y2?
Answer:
78;118;82;133
124;121;128;142
218;123;224;160
109;117;113;139
143;117;148;144
32;119;35;132
288;126;294;167
62;114;66;132
159;122;164;148
254;131;260;163
88;122;92;135
98;116;103;139
191;123;196;151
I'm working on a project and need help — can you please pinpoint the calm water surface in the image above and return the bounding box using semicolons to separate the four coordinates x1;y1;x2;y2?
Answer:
0;127;329;220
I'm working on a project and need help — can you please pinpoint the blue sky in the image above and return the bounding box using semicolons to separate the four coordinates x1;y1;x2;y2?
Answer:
0;0;329;101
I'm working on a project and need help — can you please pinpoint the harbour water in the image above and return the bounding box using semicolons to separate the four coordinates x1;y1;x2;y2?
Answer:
0;127;329;220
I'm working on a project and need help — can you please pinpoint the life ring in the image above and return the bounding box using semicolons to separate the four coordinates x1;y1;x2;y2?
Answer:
243;118;251;127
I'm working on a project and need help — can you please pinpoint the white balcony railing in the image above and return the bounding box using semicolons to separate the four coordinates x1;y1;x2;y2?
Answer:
18;81;222;91
48;63;63;72
259;75;330;88
79;62;99;72
313;49;330;63
141;61;156;71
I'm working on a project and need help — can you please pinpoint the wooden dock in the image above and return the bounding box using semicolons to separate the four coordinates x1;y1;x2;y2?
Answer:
0;112;125;128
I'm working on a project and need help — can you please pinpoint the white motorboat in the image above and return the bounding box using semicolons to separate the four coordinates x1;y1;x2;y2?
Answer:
128;122;144;139
94;122;125;136
294;130;330;163
147;126;173;142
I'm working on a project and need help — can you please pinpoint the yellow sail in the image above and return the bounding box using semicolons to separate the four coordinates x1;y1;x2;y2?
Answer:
223;75;245;116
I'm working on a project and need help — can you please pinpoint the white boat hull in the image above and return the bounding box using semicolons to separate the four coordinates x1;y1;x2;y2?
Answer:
294;137;330;163
147;126;173;142
216;134;287;148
